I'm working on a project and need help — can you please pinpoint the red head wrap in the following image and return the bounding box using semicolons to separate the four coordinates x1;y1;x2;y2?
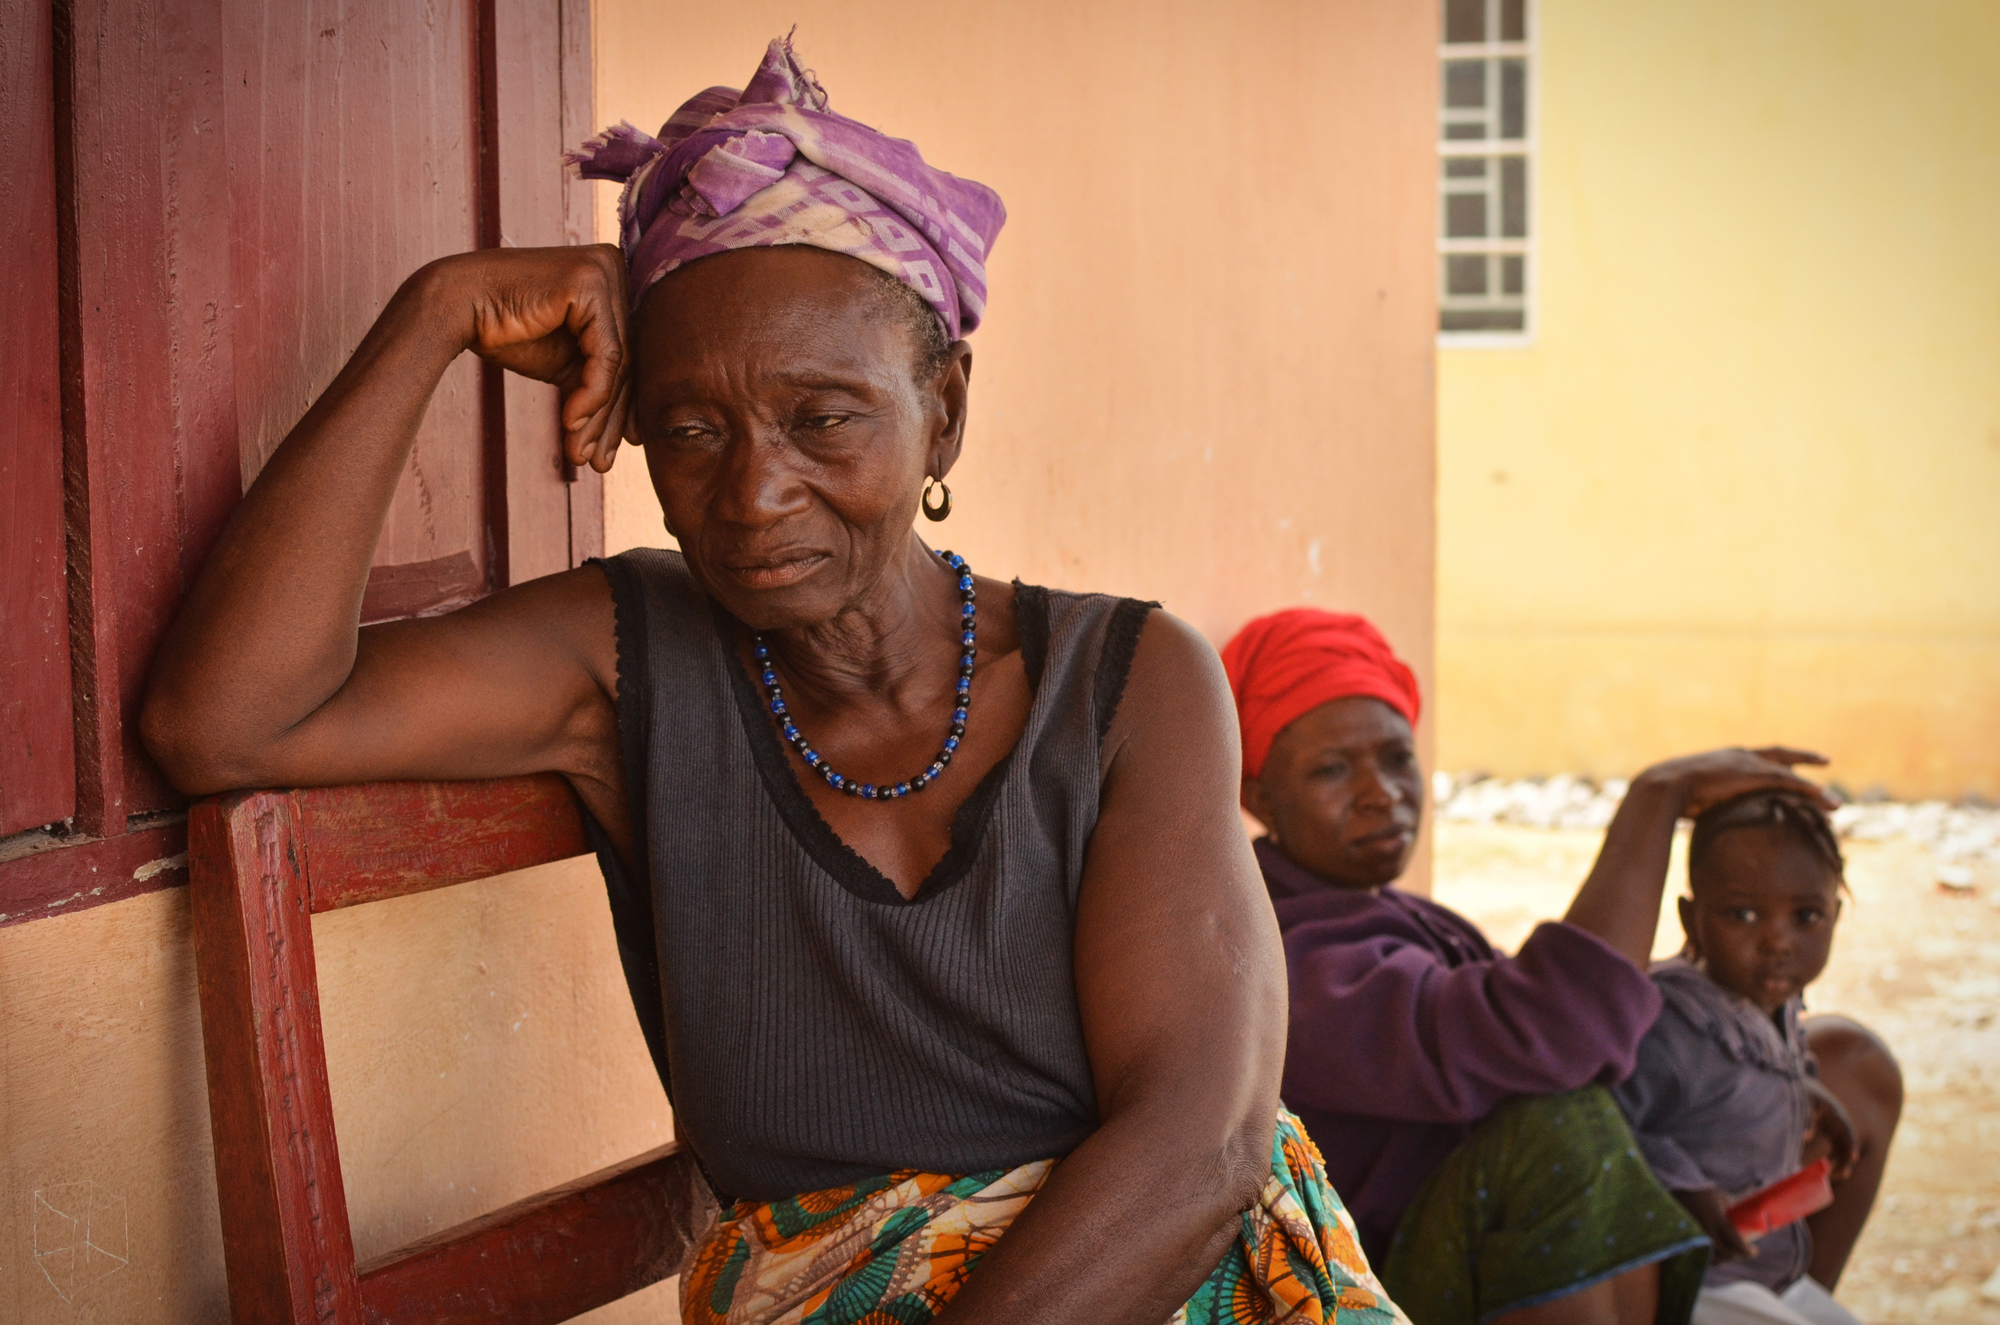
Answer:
1220;608;1421;779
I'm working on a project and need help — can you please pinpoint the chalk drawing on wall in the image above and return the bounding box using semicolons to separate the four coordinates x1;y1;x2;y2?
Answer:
32;1181;129;1301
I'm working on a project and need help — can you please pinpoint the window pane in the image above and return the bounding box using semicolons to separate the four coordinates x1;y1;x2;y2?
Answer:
1444;0;1485;44
1437;0;1532;340
1445;193;1488;238
1500;156;1527;236
1445;254;1489;296
1444;60;1487;109
1441;307;1526;332
1500;59;1527;138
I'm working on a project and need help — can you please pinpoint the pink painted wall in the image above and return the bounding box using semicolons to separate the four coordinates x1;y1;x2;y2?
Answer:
597;0;1442;879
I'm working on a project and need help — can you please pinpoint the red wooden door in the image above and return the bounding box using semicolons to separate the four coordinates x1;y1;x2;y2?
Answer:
0;0;595;925
0;0;73;837
228;0;493;620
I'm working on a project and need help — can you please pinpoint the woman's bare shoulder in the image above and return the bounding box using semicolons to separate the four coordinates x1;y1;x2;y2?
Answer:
1099;607;1238;773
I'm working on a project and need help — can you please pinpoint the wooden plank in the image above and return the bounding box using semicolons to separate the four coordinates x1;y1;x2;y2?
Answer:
361;552;486;624
489;0;573;586
556;0;594;253
475;0;602;585
225;0;491;614
0;0;77;835
0;819;188;928
297;775;589;913
475;0;513;592
57;0;162;831
500;377;572;584
489;0;567;253
62;0;235;823
355;1144;701;1325
106;0;241;821
159;0;243;606
557;0;604;568
567;454;607;567
51;0;236;829
189;791;363;1324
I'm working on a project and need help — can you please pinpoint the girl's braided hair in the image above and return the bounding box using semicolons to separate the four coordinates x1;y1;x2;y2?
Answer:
1688;789;1845;888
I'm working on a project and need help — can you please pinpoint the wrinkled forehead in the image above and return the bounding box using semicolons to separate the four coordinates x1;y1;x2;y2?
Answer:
1264;696;1418;780
630;247;918;382
1293;695;1416;748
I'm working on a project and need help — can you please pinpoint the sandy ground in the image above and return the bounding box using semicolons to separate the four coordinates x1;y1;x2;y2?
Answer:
1433;821;2000;1325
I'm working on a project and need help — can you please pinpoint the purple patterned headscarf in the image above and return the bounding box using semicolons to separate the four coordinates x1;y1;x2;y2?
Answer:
567;36;1006;339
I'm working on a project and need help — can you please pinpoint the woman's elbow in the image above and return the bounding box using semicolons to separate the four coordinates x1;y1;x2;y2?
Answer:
1216;1109;1277;1213
1119;1071;1277;1221
139;684;247;795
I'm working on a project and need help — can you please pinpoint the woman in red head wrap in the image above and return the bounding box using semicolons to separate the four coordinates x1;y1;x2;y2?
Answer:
1222;607;1844;1325
1223;610;1425;890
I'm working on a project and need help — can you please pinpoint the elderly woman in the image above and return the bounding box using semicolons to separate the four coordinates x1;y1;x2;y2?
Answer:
1220;609;1899;1325
144;39;1401;1325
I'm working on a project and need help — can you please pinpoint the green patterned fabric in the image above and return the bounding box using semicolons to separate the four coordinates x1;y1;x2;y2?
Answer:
1383;1087;1709;1325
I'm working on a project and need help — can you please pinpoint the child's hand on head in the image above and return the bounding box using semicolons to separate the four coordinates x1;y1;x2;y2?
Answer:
1673;1186;1755;1263
1802;1078;1859;1180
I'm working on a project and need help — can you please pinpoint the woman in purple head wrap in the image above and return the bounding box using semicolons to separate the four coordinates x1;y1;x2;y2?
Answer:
145;36;1403;1324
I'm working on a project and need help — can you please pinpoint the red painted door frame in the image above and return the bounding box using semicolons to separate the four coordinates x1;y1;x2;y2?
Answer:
0;0;74;839
0;0;598;926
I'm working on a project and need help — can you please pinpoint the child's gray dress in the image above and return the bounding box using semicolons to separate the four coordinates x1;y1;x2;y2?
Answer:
1612;957;1816;1292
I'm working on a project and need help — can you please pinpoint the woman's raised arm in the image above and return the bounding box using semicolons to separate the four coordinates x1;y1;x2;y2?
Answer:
142;246;633;812
1563;746;1834;968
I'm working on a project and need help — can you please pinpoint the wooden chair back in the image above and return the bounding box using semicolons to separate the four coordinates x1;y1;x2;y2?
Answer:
189;774;704;1324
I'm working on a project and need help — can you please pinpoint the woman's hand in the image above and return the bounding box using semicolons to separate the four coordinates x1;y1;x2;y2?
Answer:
432;244;633;472
1634;746;1835;820
1565;746;1831;970
1802;1078;1860;1180
1673;1186;1755;1263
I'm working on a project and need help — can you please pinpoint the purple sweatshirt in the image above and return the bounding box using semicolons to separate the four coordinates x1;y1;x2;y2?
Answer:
1258;839;1664;1260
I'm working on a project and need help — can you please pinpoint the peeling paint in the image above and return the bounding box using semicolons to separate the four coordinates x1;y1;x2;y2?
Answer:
132;853;188;883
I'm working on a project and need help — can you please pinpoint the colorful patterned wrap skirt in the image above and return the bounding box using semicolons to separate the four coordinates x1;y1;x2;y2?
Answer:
681;1109;1409;1325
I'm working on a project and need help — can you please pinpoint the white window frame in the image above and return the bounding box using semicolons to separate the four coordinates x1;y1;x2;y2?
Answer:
1437;0;1539;348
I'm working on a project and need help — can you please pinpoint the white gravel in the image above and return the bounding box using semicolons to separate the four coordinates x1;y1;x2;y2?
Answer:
1432;773;2000;872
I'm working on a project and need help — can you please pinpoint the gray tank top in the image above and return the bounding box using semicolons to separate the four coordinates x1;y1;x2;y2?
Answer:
590;549;1155;1202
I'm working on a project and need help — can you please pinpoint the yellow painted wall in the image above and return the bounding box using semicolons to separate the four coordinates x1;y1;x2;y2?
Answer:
1436;0;2000;799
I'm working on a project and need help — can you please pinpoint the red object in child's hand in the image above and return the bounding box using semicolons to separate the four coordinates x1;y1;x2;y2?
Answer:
1727;1158;1835;1240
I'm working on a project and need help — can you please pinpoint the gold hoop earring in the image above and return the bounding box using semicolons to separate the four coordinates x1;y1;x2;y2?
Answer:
921;477;952;522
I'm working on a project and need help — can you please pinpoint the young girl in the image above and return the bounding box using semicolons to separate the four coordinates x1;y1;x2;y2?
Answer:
1614;791;1876;1325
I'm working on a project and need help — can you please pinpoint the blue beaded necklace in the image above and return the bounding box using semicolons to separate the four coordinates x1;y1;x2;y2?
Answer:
753;551;976;802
